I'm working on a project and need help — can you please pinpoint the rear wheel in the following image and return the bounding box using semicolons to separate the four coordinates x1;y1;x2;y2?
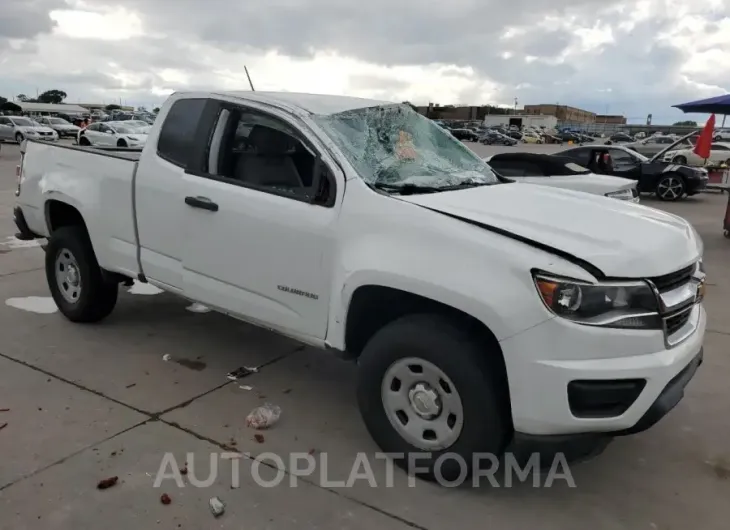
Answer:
656;174;686;201
714;135;722;142
117;139;127;148
15;133;23;144
79;136;91;146
45;226;118;322
357;314;509;482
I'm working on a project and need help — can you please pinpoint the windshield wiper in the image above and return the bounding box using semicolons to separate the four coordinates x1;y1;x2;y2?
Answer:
371;180;493;195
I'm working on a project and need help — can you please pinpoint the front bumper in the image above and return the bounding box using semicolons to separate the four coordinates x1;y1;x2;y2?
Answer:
500;304;705;436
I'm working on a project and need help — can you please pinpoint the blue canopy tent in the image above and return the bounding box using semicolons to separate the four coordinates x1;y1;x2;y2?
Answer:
673;94;730;128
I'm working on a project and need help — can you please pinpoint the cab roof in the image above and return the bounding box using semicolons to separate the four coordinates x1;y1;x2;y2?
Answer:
215;91;394;116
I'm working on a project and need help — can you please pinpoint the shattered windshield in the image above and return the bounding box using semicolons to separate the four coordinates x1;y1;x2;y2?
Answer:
314;104;500;188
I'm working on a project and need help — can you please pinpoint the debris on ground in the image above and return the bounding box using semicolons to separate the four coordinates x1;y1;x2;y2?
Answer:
239;385;253;391
254;434;265;443
160;493;172;505
209;496;225;517
174;358;207;371
706;456;730;479
308;448;316;456
110;451;117;457
0;408;9;412
282;388;292;394
186;302;212;313
97;476;119;490
0;422;7;431
226;366;258;381
180;465;188;475
162;354;172;362
125;383;136;389
245;403;281;430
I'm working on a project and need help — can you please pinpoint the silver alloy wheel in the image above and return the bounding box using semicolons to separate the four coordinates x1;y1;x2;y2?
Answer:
381;357;464;450
657;176;684;200
55;248;82;303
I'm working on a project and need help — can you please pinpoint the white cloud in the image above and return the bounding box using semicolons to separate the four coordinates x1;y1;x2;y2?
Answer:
0;0;728;123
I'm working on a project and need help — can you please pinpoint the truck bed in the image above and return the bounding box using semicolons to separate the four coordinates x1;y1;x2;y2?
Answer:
24;139;143;161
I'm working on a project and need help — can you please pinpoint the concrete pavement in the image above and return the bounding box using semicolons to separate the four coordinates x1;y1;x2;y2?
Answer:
0;141;729;529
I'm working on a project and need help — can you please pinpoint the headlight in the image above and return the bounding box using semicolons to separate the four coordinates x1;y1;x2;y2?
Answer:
533;272;661;329
605;189;635;201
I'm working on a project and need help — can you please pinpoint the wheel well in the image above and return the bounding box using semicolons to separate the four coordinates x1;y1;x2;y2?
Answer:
345;285;511;424
46;200;86;233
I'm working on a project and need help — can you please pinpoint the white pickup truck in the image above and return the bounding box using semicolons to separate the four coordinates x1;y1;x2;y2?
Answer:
13;91;706;480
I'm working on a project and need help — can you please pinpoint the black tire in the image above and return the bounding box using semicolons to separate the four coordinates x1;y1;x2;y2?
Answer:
117;139;127;148
655;173;686;201
45;225;118;322
15;132;23;144
672;155;687;165
357;314;510;482
79;136;91;146
714;135;722;142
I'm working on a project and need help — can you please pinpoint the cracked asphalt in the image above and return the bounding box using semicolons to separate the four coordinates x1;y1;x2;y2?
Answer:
0;141;729;529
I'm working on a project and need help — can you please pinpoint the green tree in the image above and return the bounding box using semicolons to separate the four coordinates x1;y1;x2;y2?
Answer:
673;120;698;126
105;104;122;111
152;107;160;114
0;96;7;106
37;89;67;104
16;94;29;102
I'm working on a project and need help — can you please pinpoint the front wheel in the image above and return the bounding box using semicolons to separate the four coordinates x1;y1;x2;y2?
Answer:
357;314;509;482
656;174;686;201
79;136;91;146
714;135;722;142
45;226;118;322
117;139;128;148
672;155;688;165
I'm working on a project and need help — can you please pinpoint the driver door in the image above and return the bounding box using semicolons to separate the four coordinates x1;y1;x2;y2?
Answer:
607;148;641;182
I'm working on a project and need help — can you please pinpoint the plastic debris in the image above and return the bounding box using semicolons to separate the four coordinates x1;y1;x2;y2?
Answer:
0;408;9;412
239;385;253;391
160;493;172;505
97;476;119;490
209;496;225;517
186;302;211;313
0;422;7;431
226;366;257;381
245;403;282;430
162;354;172;362
254;434;265;443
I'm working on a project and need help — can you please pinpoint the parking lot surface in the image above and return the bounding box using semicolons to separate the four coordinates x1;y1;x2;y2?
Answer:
0;141;729;529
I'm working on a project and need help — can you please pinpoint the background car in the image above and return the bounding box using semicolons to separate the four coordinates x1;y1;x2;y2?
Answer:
606;132;634;143
36;116;81;138
662;142;730;166
713;129;730;141
448;128;480;142
521;131;544;144
77;121;147;148
624;135;683;156
479;130;517;146
0;116;58;143
557;143;708;201
483;152;638;200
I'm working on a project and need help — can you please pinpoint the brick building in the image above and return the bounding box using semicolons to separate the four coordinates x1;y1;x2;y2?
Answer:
595;114;628;125
523;104;596;124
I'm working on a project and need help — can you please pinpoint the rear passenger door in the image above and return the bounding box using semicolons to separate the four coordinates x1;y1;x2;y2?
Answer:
179;98;343;342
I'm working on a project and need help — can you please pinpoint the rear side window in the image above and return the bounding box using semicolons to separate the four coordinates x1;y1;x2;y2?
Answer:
157;98;207;168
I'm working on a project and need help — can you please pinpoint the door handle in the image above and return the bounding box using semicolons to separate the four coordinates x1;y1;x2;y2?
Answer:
185;196;219;212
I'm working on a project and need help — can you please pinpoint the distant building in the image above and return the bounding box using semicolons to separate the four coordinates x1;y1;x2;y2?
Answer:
415;103;512;121
483;114;558;129
524;104;596;124
78;103;135;112
15;102;89;115
595;114;627;125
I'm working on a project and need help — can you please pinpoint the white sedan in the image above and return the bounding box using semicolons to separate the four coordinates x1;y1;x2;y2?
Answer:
77;121;147;148
662;141;730;166
484;152;639;201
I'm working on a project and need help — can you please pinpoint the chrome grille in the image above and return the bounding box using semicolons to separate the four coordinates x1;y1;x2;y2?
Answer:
666;310;692;335
650;265;695;293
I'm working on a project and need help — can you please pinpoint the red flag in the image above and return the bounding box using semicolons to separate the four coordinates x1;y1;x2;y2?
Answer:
693;113;716;160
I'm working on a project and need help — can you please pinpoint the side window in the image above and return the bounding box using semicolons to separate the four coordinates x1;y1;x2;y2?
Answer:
0;117;9;125
564;148;591;165
488;159;545;177
87;123;100;132
609;149;636;165
711;144;729;151
157;98;207;168
99;124;111;133
205;106;333;204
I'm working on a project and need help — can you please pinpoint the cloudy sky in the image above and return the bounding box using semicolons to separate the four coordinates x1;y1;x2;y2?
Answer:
1;0;728;124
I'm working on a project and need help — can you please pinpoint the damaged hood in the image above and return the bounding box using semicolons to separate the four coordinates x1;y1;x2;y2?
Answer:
399;183;700;278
